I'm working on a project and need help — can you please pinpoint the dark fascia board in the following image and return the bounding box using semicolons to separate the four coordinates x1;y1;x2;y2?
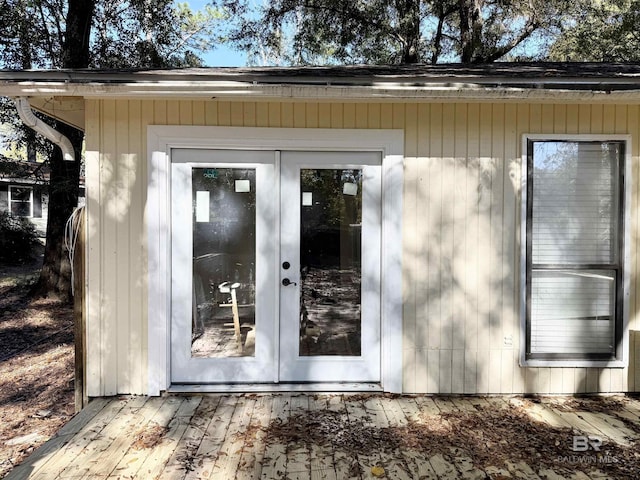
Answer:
2;63;640;103
1;62;640;89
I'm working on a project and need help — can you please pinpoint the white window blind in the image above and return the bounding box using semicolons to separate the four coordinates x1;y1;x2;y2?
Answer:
528;141;623;359
530;270;615;354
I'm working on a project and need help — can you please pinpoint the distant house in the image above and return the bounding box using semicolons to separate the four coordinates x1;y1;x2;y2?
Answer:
1;63;639;398
0;156;48;236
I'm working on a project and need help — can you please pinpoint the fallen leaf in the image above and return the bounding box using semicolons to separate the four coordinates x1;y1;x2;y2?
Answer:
371;465;385;477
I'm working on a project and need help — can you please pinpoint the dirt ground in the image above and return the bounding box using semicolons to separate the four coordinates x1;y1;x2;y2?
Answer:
0;258;75;478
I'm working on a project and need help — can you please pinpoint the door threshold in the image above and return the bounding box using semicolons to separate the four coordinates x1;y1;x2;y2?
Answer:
167;383;383;394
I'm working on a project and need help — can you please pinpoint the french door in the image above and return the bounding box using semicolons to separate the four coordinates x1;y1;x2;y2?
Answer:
170;149;381;385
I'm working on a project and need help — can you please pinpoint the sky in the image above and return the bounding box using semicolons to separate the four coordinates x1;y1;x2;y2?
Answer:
205;45;246;67
180;0;248;67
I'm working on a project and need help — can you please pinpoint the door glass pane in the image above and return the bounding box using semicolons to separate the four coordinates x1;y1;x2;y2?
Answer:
299;169;362;356
191;168;256;358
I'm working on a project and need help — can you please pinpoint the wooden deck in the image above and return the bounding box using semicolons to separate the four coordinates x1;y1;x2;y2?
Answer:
6;394;640;479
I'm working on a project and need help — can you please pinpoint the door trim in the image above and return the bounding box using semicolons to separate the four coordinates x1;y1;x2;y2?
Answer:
147;126;404;395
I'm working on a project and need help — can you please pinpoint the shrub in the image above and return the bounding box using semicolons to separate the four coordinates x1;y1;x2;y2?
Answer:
0;211;40;264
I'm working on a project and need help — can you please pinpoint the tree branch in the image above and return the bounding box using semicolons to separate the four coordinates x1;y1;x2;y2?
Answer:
431;3;457;64
480;18;539;62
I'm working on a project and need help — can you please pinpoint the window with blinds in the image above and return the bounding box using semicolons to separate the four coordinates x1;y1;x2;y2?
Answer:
525;140;625;361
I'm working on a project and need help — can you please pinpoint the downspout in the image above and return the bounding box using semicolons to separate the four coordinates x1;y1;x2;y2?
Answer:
14;97;75;161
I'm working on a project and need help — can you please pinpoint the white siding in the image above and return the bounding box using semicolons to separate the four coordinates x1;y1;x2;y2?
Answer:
84;99;640;395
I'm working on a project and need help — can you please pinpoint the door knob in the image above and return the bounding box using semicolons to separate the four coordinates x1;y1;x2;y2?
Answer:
282;278;297;286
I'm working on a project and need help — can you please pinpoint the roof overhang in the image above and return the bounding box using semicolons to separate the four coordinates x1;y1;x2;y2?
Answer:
5;82;640;103
2;63;640;123
27;96;85;130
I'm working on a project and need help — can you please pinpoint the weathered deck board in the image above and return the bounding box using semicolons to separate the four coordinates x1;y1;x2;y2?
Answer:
259;394;289;479
211;395;257;480
236;394;271;480
343;395;384;479
36;396;138;479
159;395;220;480
520;399;573;429
107;396;184;479
5;394;640;480
367;396;413;480
308;395;337;480
83;396;166;479
141;396;202;480
184;395;237;480
6;397;109;480
326;395;359;480
286;394;311;480
620;399;640;419
576;411;637;446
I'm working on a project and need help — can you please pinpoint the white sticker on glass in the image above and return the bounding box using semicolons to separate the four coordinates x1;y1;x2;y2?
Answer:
302;192;313;206
235;180;251;193
343;182;358;196
196;191;210;222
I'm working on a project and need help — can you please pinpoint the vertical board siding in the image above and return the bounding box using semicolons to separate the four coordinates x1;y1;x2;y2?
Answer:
101;99;118;396
114;99;131;393
403;101;640;394
86;99;640;395
84;100;101;397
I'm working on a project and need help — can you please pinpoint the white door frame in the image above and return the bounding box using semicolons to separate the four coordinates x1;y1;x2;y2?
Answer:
147;126;404;395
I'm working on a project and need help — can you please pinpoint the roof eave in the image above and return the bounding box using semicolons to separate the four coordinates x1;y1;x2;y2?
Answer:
2;81;640;103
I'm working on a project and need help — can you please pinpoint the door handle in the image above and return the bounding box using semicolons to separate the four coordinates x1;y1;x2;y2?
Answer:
282;278;297;286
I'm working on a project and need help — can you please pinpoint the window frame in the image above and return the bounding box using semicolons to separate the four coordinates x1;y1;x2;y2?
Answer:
520;134;631;368
8;185;34;218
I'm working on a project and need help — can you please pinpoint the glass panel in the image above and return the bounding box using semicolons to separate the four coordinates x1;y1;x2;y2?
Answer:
11;187;32;201
10;187;32;217
11;201;31;217
191;168;256;358
530;270;615;355
299;169;362;356
531;141;621;265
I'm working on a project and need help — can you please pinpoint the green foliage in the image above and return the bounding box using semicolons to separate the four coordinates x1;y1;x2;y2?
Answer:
0;0;225;298
549;0;640;61
91;0;223;68
0;211;40;265
0;0;59;69
0;1;224;70
0;98;55;163
214;0;576;65
0;0;224;173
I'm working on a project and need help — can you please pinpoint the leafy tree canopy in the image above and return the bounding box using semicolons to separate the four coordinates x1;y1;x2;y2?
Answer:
549;0;640;61
0;0;224;70
214;0;576;65
0;0;225;299
0;0;224;160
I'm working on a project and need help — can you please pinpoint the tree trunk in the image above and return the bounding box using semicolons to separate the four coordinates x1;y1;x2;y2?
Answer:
36;123;82;302
396;0;421;63
62;0;95;69
35;0;94;301
458;0;483;63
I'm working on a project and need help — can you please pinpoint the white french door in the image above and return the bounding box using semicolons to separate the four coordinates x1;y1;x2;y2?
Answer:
279;151;381;382
171;149;277;383
170;149;381;385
